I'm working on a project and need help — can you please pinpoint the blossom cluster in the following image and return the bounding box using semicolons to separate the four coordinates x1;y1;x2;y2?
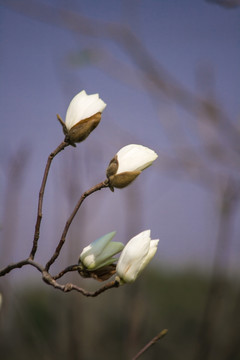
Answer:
61;90;159;284
79;230;159;283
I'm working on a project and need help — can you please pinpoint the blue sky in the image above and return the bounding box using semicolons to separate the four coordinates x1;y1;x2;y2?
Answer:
0;0;239;275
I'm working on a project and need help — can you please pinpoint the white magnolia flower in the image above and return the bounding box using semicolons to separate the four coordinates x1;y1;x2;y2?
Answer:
59;90;106;144
79;231;124;271
65;90;106;130
116;230;159;283
106;144;158;189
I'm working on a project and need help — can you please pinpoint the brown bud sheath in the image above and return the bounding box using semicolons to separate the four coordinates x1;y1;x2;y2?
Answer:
78;264;116;282
106;155;119;178
65;112;101;145
109;171;141;189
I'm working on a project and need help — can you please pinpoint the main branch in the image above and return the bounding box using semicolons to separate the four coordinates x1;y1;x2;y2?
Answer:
29;141;69;260
42;271;120;297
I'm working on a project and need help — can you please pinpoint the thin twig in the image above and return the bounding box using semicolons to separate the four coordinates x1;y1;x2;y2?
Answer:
45;180;109;271
53;264;81;280
42;271;120;297
29;141;69;260
132;329;168;360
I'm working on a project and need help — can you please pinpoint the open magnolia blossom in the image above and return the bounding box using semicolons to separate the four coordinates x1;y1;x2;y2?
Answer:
116;230;159;283
106;144;158;190
58;90;106;145
79;231;124;271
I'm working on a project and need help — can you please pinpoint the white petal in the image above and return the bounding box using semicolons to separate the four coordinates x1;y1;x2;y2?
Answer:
81;97;106;119
65;91;87;130
138;239;159;273
65;91;106;130
116;144;158;174
116;230;151;282
118;230;151;262
82;253;96;269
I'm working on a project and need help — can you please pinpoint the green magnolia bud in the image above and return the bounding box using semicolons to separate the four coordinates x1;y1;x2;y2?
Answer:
79;231;124;271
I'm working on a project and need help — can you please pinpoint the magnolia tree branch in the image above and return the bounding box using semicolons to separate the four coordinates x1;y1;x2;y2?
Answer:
53;264;81;280
0;180;114;296
29;141;69;260
0;258;43;276
45;180;109;271
0;141;116;298
42;273;120;297
0;260;119;297
132;329;168;360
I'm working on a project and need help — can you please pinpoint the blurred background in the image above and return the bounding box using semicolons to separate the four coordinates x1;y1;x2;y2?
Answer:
0;0;240;359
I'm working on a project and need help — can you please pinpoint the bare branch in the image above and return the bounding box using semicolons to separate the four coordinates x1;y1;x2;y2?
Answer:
0;259;120;297
132;329;168;360
0;259;30;276
53;264;81;280
29;141;69;260
42;271;120;297
0;258;44;276
45;180;109;271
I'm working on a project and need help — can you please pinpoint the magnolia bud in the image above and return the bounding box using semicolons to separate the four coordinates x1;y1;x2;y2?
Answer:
116;230;159;283
106;144;158;190
58;90;106;145
79;231;124;271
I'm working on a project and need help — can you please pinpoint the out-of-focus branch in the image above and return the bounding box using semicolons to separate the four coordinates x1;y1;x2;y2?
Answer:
2;0;240;170
132;329;168;360
2;0;239;146
206;0;240;9
194;180;240;360
0;146;30;278
221;285;240;359
45;180;109;271
29;141;69;259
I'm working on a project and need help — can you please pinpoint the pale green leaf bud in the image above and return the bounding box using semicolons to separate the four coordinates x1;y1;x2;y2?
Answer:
79;231;124;271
